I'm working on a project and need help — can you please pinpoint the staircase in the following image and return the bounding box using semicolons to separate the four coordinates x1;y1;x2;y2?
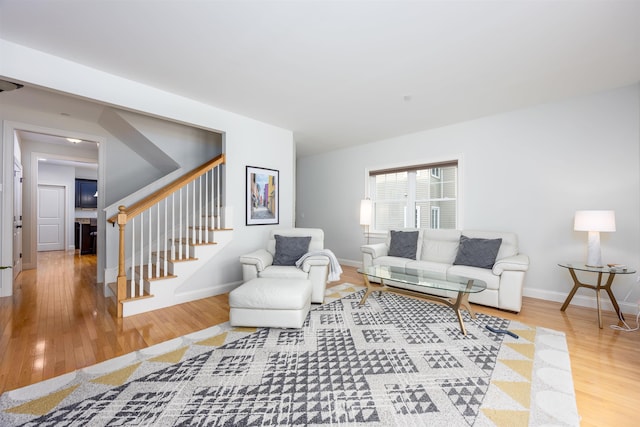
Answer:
107;154;231;317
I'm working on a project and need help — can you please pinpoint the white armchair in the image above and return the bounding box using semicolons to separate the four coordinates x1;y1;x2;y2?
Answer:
239;228;330;303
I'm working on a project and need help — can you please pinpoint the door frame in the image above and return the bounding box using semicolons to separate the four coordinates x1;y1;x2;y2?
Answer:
1;120;105;297
13;159;23;279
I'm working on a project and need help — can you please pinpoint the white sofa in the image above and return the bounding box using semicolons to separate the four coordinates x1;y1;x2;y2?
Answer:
239;228;330;304
361;229;529;312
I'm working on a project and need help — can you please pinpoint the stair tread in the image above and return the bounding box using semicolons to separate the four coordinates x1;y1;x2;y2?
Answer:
107;281;153;301
133;265;178;281
170;238;219;246
152;251;199;262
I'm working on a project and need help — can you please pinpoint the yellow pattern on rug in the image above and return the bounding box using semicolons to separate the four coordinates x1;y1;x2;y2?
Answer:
150;347;189;364
91;362;142;386
196;332;228;347
482;409;529;426
6;384;80;416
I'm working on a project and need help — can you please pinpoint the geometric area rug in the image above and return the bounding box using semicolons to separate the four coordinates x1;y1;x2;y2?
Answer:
0;283;579;426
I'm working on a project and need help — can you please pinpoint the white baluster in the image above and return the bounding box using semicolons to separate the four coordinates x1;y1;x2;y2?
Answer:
148;209;152;280
178;188;183;260
198;175;202;244
140;212;144;296
131;217;136;297
192;181;196;244
217;165;221;229
171;193;175;262
156;204;160;278
163;199;168;275
204;171;209;244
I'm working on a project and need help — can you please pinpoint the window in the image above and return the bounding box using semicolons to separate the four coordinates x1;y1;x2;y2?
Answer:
368;160;458;231
431;206;441;229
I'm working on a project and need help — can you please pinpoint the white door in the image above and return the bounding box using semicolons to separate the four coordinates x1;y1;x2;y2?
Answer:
13;161;23;278
37;185;65;252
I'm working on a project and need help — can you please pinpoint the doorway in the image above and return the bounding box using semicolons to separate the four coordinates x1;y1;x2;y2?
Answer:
7;126;101;298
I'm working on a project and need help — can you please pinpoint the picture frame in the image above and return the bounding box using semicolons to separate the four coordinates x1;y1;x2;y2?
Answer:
246;166;279;225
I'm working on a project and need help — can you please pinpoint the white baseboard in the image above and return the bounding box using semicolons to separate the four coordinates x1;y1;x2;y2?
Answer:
523;286;639;316
338;258;361;268
174;281;242;305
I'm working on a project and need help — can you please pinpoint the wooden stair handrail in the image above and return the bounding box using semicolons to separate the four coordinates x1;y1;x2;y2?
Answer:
108;154;225;225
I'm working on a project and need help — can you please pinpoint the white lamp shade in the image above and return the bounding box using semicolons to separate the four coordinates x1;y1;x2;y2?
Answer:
360;199;372;226
574;210;616;232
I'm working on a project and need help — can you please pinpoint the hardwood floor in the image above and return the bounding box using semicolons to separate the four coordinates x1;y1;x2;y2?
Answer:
1;251;638;426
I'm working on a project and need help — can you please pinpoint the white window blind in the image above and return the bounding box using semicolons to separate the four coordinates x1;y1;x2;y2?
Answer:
369;161;458;231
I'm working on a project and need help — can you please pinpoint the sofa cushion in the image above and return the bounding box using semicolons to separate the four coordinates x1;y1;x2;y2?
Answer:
405;260;449;280
453;235;502;269
273;235;311;266
229;278;312;310
388;230;420;259
447;265;501;290
260;265;309;279
372;256;412;269
420;229;462;264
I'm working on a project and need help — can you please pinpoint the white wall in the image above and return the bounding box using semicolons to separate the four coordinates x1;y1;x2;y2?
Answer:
99;108;223;204
297;83;640;314
0;39;295;296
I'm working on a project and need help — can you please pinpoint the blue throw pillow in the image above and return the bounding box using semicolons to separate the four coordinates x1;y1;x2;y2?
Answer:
453;235;502;269
273;235;312;266
388;230;419;260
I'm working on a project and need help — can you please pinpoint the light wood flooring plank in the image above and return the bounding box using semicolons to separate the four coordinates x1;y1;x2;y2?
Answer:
0;251;637;426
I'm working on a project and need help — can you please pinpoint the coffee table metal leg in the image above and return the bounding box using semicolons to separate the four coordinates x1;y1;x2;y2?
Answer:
560;268;583;312
451;280;475;335
560;267;622;329
360;274;385;305
602;273;624;322
359;273;477;335
452;291;468;335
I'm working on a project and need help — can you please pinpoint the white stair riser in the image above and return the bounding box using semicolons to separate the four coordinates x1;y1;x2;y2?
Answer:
121;230;233;317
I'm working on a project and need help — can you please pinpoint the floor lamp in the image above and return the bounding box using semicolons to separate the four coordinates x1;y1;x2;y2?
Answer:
360;199;372;244
574;210;616;267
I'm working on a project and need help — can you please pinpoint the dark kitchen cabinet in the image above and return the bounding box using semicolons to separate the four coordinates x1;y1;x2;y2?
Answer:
75;179;97;209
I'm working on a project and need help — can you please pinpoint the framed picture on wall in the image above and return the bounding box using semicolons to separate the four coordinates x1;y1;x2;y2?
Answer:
246;166;279;225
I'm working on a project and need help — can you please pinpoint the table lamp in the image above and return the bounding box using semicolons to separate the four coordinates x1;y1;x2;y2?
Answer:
360;199;372;244
574;210;616;267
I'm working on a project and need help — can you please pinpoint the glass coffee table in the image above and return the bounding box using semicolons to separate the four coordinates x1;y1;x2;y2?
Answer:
357;265;487;335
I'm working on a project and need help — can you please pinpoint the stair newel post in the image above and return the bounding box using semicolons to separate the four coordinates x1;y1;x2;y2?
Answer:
116;205;128;318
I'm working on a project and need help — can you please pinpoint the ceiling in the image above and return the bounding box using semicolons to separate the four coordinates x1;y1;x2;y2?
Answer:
1;1;639;157
15;129;99;169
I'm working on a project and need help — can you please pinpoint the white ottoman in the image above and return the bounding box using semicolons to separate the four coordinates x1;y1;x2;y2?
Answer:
229;278;312;328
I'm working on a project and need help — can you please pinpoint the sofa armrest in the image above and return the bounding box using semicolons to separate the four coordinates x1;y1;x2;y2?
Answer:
299;255;330;273
239;249;273;272
361;243;388;259
492;254;529;275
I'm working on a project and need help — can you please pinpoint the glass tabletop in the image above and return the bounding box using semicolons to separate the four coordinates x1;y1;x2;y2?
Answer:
558;262;636;274
358;265;487;294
